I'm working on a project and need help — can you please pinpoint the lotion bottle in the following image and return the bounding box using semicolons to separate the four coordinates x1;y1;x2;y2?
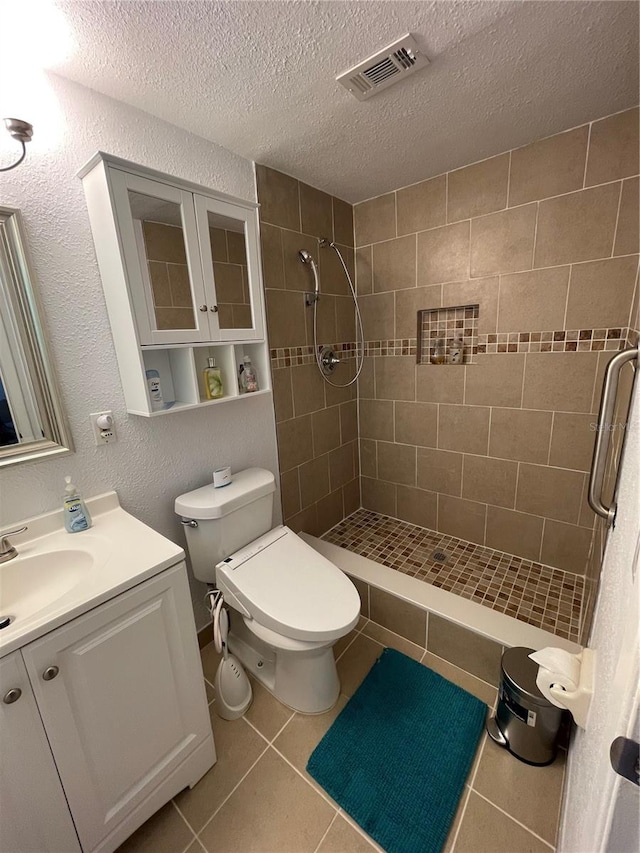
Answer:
63;476;92;533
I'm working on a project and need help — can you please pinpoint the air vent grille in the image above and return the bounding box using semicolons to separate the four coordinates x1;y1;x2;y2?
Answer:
337;34;429;101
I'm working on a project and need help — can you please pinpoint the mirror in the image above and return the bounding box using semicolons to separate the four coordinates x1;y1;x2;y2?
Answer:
205;211;252;330
0;206;73;467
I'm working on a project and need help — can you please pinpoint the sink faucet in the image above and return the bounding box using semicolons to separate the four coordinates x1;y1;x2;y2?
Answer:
0;527;28;564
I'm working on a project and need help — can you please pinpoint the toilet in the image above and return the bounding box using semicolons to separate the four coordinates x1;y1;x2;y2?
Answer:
175;468;360;714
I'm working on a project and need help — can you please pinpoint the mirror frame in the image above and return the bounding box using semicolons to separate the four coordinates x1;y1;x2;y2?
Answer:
0;206;73;467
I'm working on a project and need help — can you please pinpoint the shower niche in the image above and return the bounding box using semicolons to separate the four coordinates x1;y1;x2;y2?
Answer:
416;304;479;365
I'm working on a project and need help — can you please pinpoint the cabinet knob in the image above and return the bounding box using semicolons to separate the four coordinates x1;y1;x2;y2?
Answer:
210;305;218;313
199;304;208;312
42;665;59;681
3;687;22;704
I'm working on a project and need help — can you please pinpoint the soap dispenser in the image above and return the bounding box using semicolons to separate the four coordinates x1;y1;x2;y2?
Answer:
63;476;92;533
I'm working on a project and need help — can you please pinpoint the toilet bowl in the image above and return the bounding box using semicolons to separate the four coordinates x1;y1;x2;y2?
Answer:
175;469;360;713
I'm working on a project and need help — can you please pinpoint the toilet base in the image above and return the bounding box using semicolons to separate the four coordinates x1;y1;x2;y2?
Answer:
227;617;340;714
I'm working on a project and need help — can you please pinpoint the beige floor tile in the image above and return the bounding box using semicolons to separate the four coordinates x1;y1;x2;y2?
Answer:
421;651;498;707
454;791;551;852
200;642;221;684
362;621;425;661
244;677;294;740
198;748;336;853
473;737;565;845
116;802;194;853
274;694;349;782
174;713;267;832
333;626;359;660
335;634;384;696
317;814;379;852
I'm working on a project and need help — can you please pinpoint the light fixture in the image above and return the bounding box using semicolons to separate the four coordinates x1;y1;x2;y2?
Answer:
1;118;34;172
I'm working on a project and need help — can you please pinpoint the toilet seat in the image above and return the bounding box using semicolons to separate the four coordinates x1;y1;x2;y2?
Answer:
215;526;360;642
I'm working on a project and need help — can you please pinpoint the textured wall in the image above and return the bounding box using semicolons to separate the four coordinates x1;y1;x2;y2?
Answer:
256;165;360;535
560;380;639;851
1;74;280;628
353;107;639;575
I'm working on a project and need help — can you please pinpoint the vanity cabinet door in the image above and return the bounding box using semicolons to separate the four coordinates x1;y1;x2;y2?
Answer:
194;193;265;341
21;563;213;853
110;169;213;345
0;651;81;853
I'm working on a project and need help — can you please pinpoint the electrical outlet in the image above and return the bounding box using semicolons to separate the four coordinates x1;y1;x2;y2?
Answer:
90;411;117;445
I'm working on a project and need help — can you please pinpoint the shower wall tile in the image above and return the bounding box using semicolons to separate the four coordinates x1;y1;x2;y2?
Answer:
488;408;553;465
396;485;438;530
548;412;597;472
299;182;333;240
361;476;397;517
394;401;438;448
333;197;354;247
508;125;589;206
416;363;465;404
396;174;446;236
497;267;569;332
541;520;593;575
377;441;417;487
464;353;525;408
565;256;639;330
447;153;509;222
372;235;417;292
359;399;394;441
438;404;490;456
257;165;359;535
437;495;487;546
522;352;598;412
417;221;470;285
355;246;373;295
584;107;640;186
613;177;640;256
395;285;442;338
255;164;300;231
462;455;518;509
485;506;544;562
442;277;498;334
515;464;585;524
354;192;396;246
533;183;620;267
374;355;416;401
470;203;536;277
359;292;395;340
416;448;463;497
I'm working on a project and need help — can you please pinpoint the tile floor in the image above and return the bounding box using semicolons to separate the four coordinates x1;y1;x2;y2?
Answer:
323;509;584;641
118;619;566;853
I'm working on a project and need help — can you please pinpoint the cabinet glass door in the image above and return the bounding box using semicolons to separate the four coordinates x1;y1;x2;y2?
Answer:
110;170;211;344
194;194;265;341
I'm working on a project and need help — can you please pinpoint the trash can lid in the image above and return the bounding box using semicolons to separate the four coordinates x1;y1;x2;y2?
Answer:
502;646;549;705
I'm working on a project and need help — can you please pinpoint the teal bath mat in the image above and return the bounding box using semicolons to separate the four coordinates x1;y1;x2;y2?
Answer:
307;648;485;853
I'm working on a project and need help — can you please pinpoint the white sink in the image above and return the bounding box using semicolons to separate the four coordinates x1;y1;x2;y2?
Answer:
0;550;93;623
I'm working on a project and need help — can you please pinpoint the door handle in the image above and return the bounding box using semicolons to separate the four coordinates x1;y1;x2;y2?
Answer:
588;348;637;526
610;737;639;785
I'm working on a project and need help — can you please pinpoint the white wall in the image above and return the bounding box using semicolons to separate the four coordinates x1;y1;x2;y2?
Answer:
560;376;639;851
0;74;280;628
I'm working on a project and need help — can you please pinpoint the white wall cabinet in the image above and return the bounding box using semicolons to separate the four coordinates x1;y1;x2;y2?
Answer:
80;153;270;416
1;563;215;853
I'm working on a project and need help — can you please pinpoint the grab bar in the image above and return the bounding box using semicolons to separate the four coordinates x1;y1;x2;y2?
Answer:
588;347;638;526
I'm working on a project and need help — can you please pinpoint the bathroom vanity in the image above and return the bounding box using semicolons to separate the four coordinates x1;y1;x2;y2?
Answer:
0;493;215;853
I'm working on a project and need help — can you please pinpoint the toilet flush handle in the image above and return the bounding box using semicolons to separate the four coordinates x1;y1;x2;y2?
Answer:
181;519;198;528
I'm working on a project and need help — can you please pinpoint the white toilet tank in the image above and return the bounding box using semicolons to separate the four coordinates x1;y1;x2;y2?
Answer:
175;468;276;583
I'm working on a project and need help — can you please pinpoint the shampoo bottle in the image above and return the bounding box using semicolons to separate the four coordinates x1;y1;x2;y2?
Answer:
203;357;224;399
63;476;92;533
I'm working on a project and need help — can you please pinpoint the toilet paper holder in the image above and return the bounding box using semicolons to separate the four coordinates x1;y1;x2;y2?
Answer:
529;647;595;730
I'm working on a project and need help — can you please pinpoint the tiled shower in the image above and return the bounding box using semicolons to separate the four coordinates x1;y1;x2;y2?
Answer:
258;106;639;643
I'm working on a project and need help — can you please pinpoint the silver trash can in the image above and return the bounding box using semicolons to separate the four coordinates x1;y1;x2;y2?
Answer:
487;646;564;765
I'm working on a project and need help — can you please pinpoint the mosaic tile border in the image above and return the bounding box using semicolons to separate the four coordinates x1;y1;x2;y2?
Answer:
269;328;636;368
323;508;584;641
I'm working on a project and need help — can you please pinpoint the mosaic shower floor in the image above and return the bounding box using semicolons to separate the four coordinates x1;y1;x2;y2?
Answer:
323;509;583;642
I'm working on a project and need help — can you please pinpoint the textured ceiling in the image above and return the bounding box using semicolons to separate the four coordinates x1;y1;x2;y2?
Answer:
53;0;639;202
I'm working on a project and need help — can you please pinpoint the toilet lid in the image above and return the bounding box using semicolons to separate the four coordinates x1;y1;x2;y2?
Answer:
215;527;360;642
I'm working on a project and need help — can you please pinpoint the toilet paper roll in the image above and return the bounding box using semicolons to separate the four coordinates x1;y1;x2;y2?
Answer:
213;467;232;488
529;647;581;709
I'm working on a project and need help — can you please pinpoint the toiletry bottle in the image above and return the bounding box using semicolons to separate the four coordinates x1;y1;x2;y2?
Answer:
241;355;259;392
63;476;92;533
430;338;447;365
203;357;224;399
238;362;245;392
145;368;164;411
448;336;465;364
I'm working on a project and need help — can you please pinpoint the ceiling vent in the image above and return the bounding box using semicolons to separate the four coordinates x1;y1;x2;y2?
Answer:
336;34;429;101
